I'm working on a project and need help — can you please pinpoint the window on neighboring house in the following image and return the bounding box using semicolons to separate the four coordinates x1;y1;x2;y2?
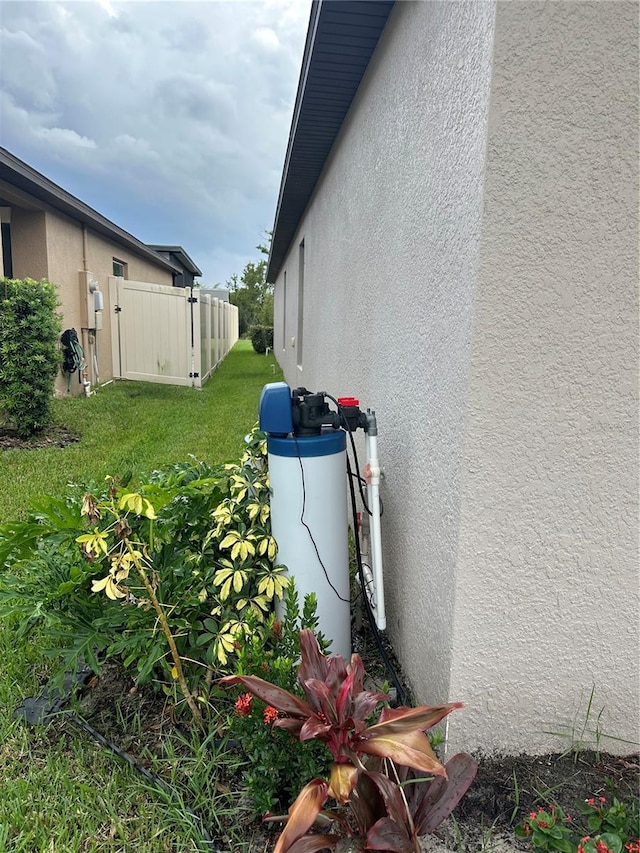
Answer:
296;240;304;370
1;207;12;278
281;270;287;351
112;258;127;278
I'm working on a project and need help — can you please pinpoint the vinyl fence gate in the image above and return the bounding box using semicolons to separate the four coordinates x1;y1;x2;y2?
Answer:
109;277;238;388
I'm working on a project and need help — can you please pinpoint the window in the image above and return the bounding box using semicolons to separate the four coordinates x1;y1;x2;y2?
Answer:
112;258;127;278
1;207;12;278
281;270;287;351
296;240;304;370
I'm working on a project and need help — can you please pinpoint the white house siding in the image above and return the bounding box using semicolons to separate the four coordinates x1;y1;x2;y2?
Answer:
448;1;639;754
274;0;639;755
274;0;497;708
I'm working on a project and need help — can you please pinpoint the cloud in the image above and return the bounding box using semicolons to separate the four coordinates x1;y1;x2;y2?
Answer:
0;0;310;284
252;26;280;52
36;127;97;149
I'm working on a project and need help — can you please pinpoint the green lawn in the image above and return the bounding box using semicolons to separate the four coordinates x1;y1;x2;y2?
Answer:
0;341;283;852
0;340;282;523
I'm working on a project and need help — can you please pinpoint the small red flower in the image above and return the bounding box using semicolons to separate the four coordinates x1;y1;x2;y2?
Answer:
566;814;573;822
625;842;640;853
578;846;586;853
587;799;596;806
538;820;549;829
263;706;278;725
524;824;531;836
599;797;607;804
595;840;613;853
234;693;252;716
529;812;538;820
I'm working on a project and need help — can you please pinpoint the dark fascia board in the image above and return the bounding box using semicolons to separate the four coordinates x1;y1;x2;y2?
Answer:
147;245;203;277
266;0;394;283
0;146;181;275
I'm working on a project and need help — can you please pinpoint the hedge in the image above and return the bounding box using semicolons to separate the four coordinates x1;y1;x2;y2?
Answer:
0;278;61;437
250;325;274;355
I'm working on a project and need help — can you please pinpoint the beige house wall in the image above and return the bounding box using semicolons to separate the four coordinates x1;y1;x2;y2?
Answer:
10;208;48;281
448;0;639;755
274;0;496;707
273;0;639;754
41;210;174;396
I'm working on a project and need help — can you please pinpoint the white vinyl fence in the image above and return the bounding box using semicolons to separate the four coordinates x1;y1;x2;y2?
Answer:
109;277;238;388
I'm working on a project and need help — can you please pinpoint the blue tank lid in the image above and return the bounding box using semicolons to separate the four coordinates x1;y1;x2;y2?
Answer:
259;382;293;436
268;430;345;458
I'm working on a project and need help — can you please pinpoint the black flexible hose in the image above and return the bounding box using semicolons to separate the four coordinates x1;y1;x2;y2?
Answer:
65;711;221;852
346;454;406;706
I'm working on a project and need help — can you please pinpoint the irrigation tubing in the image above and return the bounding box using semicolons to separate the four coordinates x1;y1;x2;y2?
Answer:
64;711;221;852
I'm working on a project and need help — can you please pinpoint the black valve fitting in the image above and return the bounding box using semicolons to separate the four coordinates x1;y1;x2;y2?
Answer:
291;387;340;436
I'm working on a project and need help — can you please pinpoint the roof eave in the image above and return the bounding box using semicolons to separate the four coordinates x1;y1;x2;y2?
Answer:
0;146;181;275
147;245;203;277
266;0;395;283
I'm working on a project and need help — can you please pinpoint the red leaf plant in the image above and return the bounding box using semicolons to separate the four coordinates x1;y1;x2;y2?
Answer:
220;629;478;853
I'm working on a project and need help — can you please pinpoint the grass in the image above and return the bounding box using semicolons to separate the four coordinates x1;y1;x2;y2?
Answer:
0;341;282;852
0;340;281;523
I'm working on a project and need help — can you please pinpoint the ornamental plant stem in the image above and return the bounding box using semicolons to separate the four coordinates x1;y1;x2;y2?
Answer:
125;541;202;724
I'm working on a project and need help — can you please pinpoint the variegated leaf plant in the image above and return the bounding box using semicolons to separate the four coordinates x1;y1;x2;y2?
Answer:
221;629;477;853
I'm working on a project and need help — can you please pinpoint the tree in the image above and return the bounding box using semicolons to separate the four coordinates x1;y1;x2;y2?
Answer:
228;235;273;337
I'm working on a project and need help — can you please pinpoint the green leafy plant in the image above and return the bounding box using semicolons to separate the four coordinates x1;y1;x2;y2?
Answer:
0;277;61;437
577;796;639;841
249;325;274;354
0;428;290;712
516;805;577;852
516;796;640;853
225;585;332;815
221;628;477;852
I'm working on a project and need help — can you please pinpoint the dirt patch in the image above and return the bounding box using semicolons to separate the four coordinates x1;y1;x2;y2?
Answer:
0;425;80;450
442;751;639;851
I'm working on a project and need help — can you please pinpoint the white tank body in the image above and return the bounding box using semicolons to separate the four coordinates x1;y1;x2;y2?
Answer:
267;432;351;659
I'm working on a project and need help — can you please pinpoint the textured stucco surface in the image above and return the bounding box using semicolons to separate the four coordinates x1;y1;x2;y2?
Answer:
275;0;497;707
10;207;48;282
447;0;639;754
39;210;174;395
274;0;639;754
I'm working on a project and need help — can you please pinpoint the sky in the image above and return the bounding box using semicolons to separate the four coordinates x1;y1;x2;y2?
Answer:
0;0;311;285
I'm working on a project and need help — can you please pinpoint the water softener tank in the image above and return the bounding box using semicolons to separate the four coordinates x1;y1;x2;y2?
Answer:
259;382;351;658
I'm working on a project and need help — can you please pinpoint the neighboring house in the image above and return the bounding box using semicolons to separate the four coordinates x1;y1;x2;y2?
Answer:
200;287;230;303
0;146;192;395
268;2;638;755
147;245;202;289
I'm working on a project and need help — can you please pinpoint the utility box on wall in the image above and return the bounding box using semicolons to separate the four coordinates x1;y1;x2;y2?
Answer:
79;270;104;331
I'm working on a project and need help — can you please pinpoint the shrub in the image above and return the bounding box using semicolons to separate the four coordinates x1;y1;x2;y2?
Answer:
0;277;61;437
516;796;640;853
221;629;478;852
225;585;332;816
250;325;273;354
0;428;289;715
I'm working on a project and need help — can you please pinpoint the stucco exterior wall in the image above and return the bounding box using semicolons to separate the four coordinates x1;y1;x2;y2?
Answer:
45;209;85;345
10;207;48;281
273;0;638;754
274;0;497;706
447;1;639;754
43;210;174;395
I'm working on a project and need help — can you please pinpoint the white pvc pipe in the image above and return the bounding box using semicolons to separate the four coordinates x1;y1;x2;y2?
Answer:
365;426;386;630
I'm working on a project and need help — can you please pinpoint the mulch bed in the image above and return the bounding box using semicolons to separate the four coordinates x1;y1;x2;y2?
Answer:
0;425;80;450
38;639;639;851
